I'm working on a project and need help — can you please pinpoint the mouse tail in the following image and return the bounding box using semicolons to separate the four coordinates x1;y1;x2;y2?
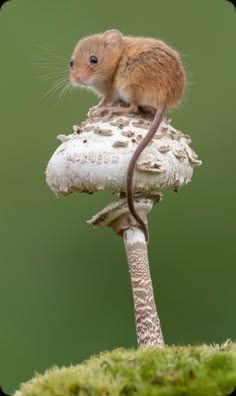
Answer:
126;104;167;242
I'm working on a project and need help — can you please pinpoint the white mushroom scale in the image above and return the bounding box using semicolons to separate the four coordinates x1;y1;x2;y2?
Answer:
46;113;201;196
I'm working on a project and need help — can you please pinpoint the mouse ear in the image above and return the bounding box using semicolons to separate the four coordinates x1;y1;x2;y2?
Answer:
102;29;123;47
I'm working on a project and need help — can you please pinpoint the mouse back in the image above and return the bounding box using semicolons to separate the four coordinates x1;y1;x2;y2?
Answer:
115;36;186;108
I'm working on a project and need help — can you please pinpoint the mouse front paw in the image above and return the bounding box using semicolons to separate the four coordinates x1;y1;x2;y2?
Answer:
87;105;112;118
87;106;97;117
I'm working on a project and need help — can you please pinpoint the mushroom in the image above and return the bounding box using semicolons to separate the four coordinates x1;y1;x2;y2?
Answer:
46;112;202;348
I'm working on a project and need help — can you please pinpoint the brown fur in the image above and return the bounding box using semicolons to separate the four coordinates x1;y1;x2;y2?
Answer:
70;30;185;107
70;30;186;241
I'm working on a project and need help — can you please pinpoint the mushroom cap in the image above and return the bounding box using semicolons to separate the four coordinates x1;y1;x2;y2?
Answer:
46;113;201;196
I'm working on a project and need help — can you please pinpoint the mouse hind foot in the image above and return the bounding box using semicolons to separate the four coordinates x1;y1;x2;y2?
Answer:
107;103;139;115
89;103;139;117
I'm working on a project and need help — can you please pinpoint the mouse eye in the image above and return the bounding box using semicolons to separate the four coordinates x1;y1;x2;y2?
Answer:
69;59;74;68
89;55;98;64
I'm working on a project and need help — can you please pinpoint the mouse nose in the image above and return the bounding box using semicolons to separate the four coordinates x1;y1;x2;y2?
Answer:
76;72;86;83
70;69;88;85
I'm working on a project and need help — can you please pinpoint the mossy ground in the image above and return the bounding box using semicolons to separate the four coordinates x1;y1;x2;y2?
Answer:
17;342;236;396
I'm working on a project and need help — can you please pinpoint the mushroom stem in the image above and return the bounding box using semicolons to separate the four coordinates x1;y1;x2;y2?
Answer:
123;226;164;348
87;197;164;348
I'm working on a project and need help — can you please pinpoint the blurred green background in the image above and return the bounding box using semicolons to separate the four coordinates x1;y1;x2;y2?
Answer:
0;0;235;393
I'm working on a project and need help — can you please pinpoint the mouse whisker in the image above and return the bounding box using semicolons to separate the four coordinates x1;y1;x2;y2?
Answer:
34;63;67;70
41;77;68;100
33;55;66;63
57;81;71;104
33;58;67;68
39;71;67;81
36;44;68;62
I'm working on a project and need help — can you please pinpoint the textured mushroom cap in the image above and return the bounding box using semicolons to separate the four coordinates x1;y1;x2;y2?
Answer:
46;113;201;196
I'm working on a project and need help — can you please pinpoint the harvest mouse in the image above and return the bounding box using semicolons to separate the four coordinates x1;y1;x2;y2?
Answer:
69;30;186;241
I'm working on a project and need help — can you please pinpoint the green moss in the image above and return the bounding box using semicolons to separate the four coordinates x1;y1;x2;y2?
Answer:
17;342;236;396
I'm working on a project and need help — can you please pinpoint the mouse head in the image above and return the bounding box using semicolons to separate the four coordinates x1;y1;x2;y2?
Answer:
70;30;123;92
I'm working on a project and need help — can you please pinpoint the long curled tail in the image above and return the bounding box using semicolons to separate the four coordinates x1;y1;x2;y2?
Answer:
126;104;167;242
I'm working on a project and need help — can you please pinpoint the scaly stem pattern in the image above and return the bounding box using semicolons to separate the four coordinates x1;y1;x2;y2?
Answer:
124;227;164;347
